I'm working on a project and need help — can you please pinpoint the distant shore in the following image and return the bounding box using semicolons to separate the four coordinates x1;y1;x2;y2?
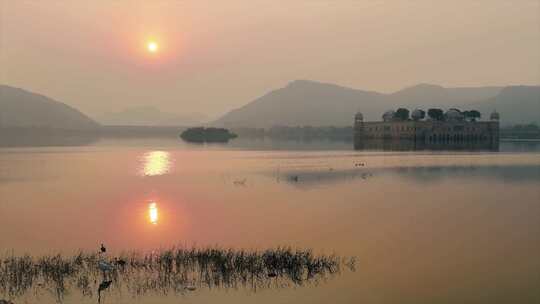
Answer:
1;125;540;147
500;138;540;142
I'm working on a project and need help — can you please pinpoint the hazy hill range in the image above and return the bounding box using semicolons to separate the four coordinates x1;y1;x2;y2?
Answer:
96;106;207;126
0;85;99;129
214;80;539;127
466;86;540;126
387;83;503;109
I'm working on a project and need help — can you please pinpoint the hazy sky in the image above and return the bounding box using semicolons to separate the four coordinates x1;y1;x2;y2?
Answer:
1;0;539;118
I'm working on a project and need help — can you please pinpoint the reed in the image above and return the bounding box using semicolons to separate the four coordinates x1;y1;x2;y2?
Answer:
0;247;355;302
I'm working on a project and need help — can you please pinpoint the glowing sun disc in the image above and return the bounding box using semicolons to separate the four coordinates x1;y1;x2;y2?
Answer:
147;41;158;53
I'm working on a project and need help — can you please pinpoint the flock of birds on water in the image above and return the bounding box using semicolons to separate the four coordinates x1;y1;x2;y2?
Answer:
230;161;371;187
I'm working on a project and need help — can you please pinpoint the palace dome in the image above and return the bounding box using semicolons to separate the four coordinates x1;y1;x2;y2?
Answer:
355;112;363;121
445;109;464;121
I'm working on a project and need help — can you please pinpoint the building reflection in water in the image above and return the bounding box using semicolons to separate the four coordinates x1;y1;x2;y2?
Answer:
148;201;159;225
141;151;171;176
354;139;499;151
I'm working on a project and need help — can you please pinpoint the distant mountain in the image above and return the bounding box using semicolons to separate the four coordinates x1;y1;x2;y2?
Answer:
96;106;207;126
0;85;99;129
388;83;502;108
214;80;385;127
214;80;538;127
467;86;540;126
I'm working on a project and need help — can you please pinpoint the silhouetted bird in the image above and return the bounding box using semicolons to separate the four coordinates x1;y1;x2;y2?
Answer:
98;280;112;303
100;243;106;253
115;258;126;267
98;280;112;292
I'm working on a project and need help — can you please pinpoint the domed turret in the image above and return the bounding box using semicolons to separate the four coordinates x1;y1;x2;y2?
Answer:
354;112;364;128
411;109;425;121
445;108;464;121
382;110;395;122
490;110;500;121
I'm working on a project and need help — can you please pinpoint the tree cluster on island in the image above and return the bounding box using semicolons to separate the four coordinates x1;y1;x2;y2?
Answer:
180;127;238;143
388;108;482;122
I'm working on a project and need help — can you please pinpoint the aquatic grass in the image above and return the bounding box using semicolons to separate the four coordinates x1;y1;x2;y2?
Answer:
0;247;355;302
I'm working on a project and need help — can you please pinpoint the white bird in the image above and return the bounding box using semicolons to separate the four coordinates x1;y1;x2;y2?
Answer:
98;260;114;272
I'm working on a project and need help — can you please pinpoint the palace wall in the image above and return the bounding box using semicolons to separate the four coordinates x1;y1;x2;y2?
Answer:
354;119;499;151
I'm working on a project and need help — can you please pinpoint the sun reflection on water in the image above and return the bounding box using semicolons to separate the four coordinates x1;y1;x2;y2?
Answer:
141;151;171;176
148;202;159;225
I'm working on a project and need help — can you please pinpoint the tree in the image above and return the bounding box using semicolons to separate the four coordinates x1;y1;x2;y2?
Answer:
463;110;481;121
427;108;444;121
411;109;426;121
180;127;237;143
469;110;481;121
394;108;410;121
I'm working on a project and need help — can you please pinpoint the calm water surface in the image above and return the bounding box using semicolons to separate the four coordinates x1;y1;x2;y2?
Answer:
1;139;540;303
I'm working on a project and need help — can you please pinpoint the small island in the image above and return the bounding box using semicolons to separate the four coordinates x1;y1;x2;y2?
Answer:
180;127;238;143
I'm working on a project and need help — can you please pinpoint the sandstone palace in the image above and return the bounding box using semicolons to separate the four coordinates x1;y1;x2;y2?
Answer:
354;108;500;151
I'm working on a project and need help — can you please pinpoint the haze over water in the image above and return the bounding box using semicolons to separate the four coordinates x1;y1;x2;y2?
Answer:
1;139;539;303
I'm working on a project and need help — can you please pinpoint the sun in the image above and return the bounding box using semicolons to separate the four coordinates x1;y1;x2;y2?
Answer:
147;41;158;53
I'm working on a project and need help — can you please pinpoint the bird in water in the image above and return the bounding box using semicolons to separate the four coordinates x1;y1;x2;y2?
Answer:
100;243;106;254
233;178;247;186
98;280;112;303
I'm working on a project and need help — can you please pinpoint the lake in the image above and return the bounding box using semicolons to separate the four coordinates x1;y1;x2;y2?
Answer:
1;138;539;303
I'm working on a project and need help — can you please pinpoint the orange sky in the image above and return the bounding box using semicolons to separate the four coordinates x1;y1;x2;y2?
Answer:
1;1;539;119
